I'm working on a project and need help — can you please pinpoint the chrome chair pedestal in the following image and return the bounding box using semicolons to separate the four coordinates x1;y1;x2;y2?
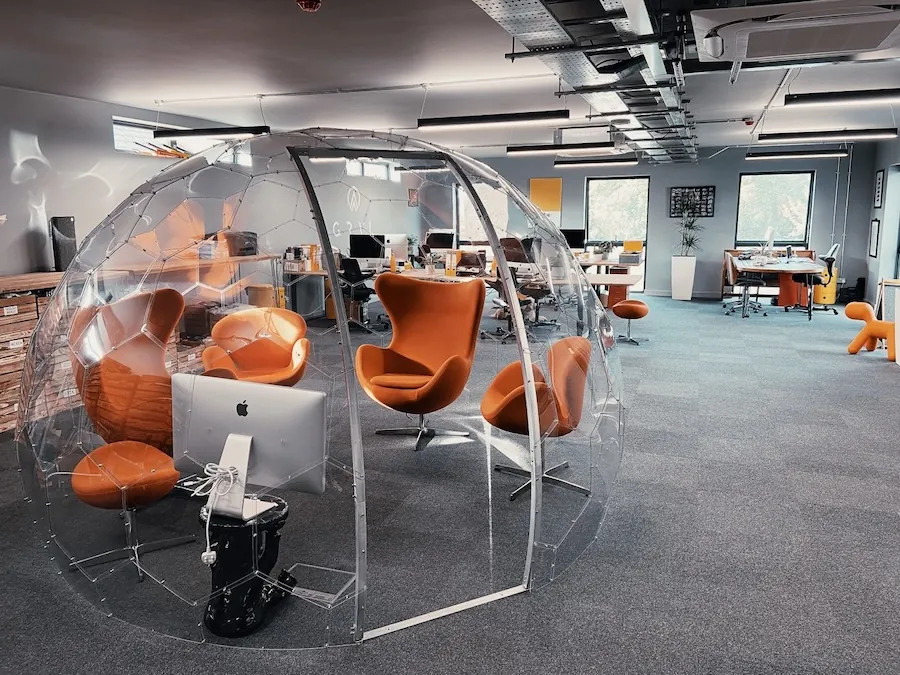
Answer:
377;414;470;452
494;461;591;501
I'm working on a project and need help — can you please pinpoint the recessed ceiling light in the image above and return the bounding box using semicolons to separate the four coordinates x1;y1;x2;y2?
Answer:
418;109;571;130
153;125;270;140
745;149;850;161
784;89;900;108
554;156;639;168
506;141;616;156
757;129;898;144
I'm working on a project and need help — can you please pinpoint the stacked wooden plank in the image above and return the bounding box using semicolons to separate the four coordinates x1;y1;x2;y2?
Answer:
0;294;42;433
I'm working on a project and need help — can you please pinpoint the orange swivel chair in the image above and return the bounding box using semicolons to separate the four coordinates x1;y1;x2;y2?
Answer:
356;274;486;451
201;307;310;386
67;289;194;578
612;299;649;345
845;301;896;361
482;337;593;501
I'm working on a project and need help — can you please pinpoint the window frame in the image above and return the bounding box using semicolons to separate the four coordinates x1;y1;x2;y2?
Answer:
583;175;651;246
734;170;815;247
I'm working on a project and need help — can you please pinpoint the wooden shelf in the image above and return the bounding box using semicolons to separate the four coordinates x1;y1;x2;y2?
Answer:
0;272;63;294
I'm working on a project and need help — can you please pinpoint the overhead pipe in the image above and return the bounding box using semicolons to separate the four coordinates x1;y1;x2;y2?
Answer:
839;146;854;279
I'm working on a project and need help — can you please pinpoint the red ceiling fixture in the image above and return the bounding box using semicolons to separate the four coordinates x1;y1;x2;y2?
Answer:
296;0;322;11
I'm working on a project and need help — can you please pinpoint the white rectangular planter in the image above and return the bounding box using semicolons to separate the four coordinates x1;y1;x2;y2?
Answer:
671;256;696;301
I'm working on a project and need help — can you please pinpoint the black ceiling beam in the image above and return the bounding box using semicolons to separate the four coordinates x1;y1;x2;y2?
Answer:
587;108;683;119
557;82;669;96
560;9;629;26
594;55;646;79
506;35;663;60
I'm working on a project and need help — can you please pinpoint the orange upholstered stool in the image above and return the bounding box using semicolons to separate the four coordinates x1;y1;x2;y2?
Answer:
69;441;189;579
845;302;896;361
612;299;649;346
72;441;180;510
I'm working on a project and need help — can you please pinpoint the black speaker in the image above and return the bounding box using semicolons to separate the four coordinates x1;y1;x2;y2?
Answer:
49;216;76;272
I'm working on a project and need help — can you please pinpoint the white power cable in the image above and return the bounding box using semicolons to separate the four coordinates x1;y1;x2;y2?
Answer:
192;463;239;566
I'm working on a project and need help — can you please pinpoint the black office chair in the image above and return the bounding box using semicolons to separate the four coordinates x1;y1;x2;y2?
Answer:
457;251;486;276
790;243;840;320
724;253;767;318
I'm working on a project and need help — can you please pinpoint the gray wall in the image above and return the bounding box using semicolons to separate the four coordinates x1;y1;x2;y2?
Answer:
864;139;900;304
485;146;876;298
0;85;217;275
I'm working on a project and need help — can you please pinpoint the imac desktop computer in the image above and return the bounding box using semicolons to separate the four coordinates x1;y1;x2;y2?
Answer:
172;374;327;520
384;233;409;261
349;234;386;270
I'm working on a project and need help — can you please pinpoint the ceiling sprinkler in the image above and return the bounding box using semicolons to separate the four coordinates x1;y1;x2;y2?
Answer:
296;0;322;11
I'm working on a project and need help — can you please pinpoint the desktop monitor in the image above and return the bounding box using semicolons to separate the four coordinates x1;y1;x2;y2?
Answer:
349;234;385;259
562;230;586;250
172;374;327;500
425;231;455;250
762;227;775;255
384;233;409;260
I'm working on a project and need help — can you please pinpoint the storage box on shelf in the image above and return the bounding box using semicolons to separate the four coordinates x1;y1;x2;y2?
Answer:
0;273;64;433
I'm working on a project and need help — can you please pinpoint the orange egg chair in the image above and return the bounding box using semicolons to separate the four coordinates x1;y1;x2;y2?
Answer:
67;288;194;578
355;274;486;451
481;337;593;501
845;301;896;361
201;307;310;386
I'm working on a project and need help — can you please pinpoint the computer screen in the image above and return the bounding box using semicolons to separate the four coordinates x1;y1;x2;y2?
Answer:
349;234;385;258
171;374;327;496
425;232;455;249
562;230;586;249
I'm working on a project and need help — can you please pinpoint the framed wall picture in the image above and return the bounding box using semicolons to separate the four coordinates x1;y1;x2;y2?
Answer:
669;186;715;218
869;218;880;258
874;169;885;209
407;188;419;207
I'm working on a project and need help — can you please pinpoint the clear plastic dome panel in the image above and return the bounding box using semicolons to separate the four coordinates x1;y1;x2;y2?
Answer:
17;130;624;649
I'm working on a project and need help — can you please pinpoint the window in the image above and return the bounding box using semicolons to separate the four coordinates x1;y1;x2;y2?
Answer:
736;172;813;245
455;184;509;241
585;177;650;243
346;160;363;176
363;162;389;180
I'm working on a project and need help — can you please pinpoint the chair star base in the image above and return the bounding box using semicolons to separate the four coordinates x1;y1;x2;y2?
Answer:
493;461;591;502
376;414;470;452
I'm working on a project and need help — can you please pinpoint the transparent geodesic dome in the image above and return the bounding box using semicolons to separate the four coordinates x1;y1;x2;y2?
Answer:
16;129;624;648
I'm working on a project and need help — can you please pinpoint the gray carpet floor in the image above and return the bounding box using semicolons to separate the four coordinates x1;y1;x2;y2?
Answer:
3;295;900;674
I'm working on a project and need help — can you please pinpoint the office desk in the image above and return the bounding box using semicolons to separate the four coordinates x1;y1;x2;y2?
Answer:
577;255;642;269
733;258;825;318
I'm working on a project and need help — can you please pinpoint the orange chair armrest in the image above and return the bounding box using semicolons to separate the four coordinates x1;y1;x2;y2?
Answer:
202;345;234;371
356;345;430;384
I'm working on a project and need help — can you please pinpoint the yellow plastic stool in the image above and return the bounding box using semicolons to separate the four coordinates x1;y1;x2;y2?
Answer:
813;266;838;305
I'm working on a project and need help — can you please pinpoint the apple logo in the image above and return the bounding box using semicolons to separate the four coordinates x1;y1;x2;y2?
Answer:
236;400;249;417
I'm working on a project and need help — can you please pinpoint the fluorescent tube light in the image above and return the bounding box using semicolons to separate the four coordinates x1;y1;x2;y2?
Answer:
554;156;639;168
153;125;270;140
784;89;900;108
418;109;570;130
757;129;897;144
745;149;849;161
506;141;616;156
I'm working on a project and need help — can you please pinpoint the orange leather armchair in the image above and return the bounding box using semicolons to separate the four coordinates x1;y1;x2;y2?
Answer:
356;274;486;451
67;289;194;578
70;289;184;455
201;307;310;386
481;337;592;500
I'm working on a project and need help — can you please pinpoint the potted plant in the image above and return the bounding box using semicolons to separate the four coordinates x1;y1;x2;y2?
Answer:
671;193;703;301
596;241;614;260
